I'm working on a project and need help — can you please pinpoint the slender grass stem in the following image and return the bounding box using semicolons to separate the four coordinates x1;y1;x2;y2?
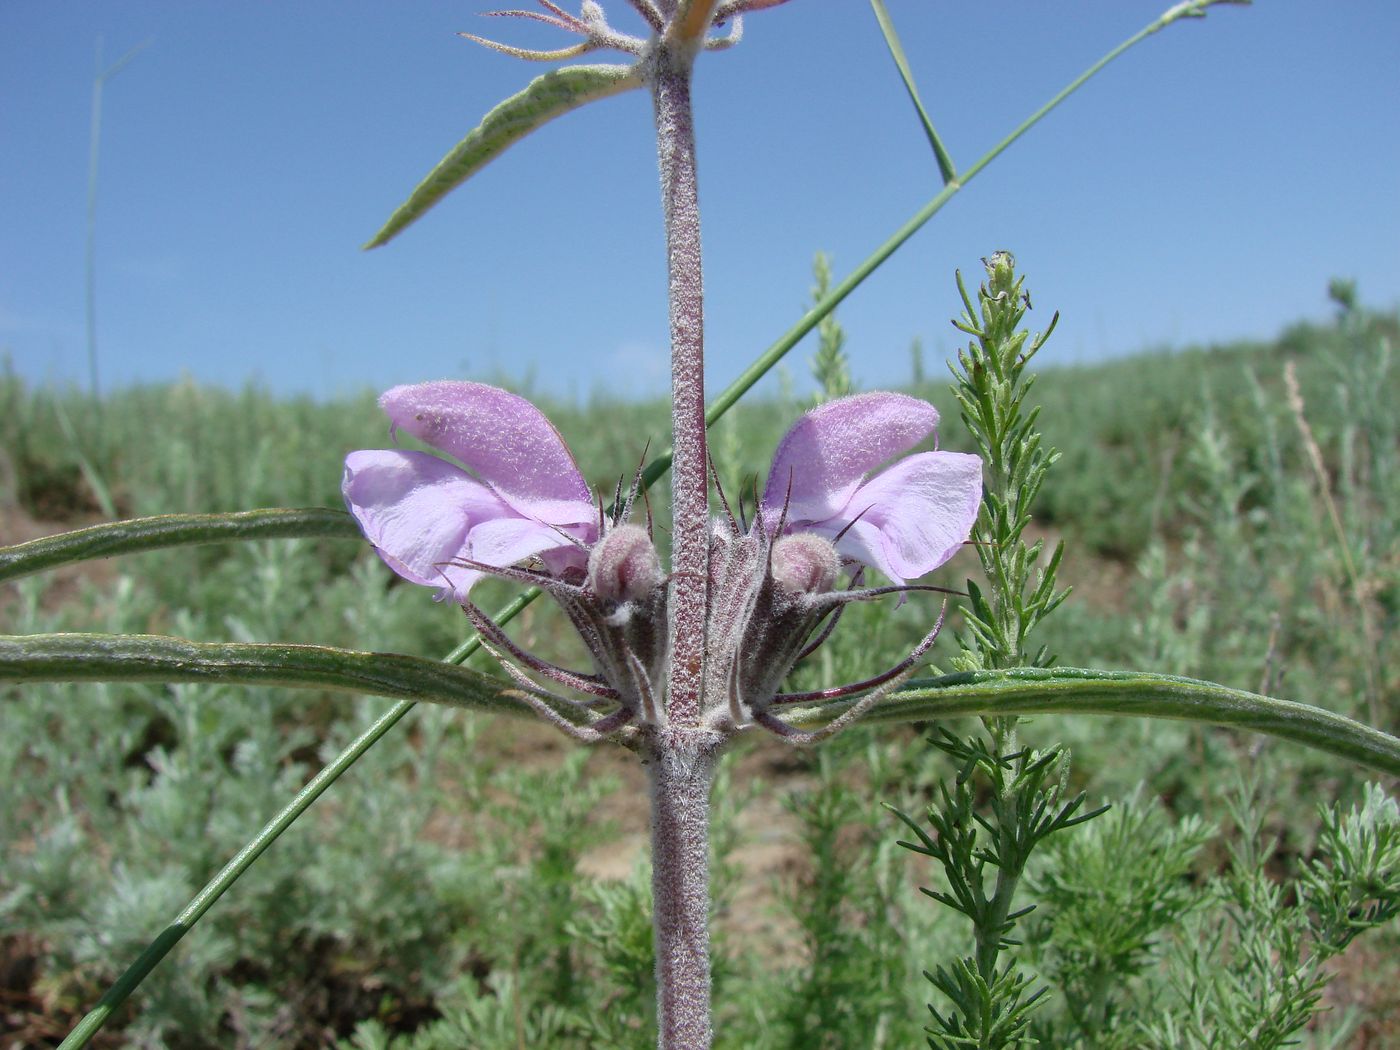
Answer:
48;591;536;1050
868;0;956;184
85;37;148;408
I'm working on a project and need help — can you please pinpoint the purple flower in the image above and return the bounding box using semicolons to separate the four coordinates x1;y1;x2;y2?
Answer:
759;391;982;586
343;382;983;743
342;381;598;602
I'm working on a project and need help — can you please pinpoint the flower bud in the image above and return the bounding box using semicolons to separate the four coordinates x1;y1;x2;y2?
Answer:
587;524;663;603
985;249;1016;280
771;533;840;595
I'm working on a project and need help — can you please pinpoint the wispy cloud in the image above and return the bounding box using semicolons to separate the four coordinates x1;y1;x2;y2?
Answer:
114;252;186;287
603;339;668;394
0;303;81;341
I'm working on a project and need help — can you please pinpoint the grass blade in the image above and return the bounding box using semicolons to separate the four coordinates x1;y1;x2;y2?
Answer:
868;0;956;184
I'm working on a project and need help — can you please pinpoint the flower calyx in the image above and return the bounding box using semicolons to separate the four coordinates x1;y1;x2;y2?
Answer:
699;487;952;745
695;390;984;743
555;521;670;725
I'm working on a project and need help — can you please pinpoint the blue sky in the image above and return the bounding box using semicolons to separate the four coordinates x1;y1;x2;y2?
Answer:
3;1;1398;401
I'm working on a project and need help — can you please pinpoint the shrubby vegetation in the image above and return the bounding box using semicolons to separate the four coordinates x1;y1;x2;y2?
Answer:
2;297;1397;1046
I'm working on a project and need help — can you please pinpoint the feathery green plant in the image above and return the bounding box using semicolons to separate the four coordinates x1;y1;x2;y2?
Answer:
1141;778;1400;1048
806;251;854;405
950;253;1068;673
891;254;1095;1048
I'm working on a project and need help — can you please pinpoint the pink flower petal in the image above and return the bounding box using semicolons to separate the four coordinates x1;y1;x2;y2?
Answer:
761;392;940;522
826;518;901;585
829;452;983;582
467;516;587;572
539;543;590;580
343;449;509;599
379;381;596;528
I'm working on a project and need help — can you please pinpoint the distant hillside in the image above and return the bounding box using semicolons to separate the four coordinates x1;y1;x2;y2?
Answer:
3;309;1395;565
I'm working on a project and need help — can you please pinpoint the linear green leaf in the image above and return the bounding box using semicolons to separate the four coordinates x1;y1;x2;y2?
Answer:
0;507;359;584
365;62;643;249
788;668;1400;776
869;0;956;184
16;638;1389;776
0;632;535;715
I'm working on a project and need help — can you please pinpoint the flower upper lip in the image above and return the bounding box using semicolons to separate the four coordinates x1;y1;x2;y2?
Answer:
343;380;598;601
380;381;596;525
344;384;983;601
758;391;983;585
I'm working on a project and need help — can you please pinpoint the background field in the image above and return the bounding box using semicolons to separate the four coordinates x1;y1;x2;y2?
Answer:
2;300;1397;1047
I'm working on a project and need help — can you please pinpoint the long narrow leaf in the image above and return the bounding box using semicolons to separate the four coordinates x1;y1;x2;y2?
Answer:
869;0;956;184
0;507;358;584
788;668;1400;776
365;62;643;248
12;637;1392;775
0;632;534;716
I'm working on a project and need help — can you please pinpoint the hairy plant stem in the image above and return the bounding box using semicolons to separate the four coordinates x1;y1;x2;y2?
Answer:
650;31;717;1048
652;48;708;729
646;728;721;1050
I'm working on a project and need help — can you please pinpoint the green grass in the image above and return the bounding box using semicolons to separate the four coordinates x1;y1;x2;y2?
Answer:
2;307;1397;1046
